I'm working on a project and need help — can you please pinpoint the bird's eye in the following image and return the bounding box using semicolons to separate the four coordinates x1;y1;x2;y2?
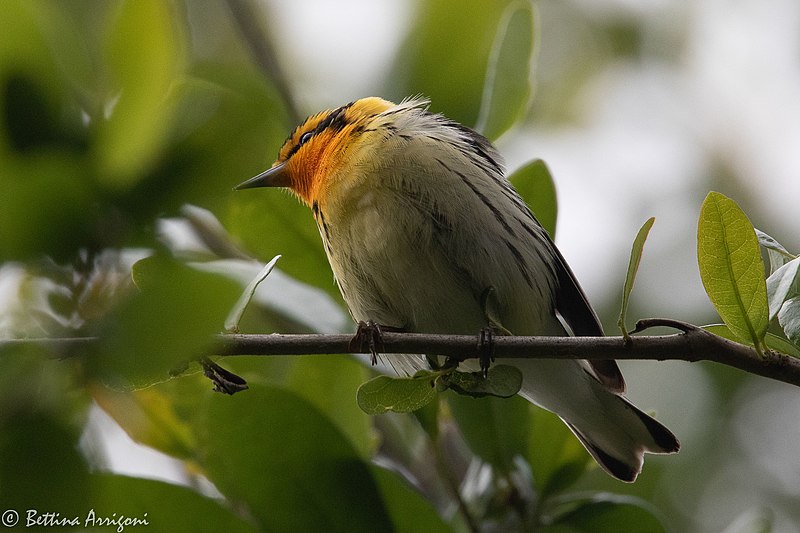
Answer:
299;131;313;146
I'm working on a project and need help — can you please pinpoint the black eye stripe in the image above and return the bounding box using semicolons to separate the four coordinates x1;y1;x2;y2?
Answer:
285;130;312;159
284;101;357;160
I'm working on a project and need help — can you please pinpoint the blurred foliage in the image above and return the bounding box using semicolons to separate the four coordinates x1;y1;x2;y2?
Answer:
0;0;797;532
388;0;514;127
509;159;557;238
474;0;536;141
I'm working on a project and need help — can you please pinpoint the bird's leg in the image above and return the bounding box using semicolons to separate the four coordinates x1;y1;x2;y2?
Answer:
349;320;402;365
477;286;508;377
477;327;495;378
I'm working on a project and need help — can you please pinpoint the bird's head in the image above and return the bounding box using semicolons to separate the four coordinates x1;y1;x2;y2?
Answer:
234;97;399;206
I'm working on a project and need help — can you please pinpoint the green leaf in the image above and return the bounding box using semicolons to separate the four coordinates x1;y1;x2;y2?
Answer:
200;385;393;531
540;493;666;533
388;0;516;126
702;324;800;357
509;159;558;238
778;297;800;348
697;192;769;352
284;356;374;458
224;254;281;332
370;466;450;532
229;190;340;300
91;386;197;460
756;228;796;274
357;372;438;414
445;365;522;398
179;204;253;260
766;257;800;320
769;252;800;345
89;474;257;532
527;408;590;497
173;64;292;212
447;393;530;472
0;155;96;261
411;394;440;441
474;0;536;140
0;405;90;514
92;255;240;389
96;0;183;188
130;255;159;290
618;217;655;337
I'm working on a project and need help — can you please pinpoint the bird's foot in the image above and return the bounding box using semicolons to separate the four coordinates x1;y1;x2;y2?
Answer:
477;327;495;378
350;321;388;365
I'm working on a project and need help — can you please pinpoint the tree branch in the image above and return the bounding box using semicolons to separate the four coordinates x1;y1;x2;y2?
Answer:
3;319;799;388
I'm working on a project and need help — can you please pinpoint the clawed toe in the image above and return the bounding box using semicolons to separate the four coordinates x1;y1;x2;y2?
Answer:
477;327;495;378
349;320;386;365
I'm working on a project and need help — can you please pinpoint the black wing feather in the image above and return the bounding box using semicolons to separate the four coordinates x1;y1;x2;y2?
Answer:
548;236;626;393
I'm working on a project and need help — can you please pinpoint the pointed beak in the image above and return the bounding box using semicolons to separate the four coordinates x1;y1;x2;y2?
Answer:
233;162;291;191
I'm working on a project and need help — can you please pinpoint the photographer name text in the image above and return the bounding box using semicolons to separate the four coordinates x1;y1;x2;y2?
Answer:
2;509;149;532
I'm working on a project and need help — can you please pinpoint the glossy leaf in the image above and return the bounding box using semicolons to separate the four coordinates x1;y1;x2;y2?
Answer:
357;372;437;414
509;159;558;238
697;192;768;351
475;0;536;140
200;385;393;531
618;217;655;337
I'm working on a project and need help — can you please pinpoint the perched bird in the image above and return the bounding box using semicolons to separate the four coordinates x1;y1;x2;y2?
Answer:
235;97;679;482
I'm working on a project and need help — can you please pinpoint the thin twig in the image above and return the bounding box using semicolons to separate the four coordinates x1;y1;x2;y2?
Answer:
3;319;799;388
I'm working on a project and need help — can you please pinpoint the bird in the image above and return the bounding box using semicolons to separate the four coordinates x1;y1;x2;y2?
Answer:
234;96;679;482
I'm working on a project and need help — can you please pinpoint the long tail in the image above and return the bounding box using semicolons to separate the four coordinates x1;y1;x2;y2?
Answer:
564;394;679;482
515;358;679;482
